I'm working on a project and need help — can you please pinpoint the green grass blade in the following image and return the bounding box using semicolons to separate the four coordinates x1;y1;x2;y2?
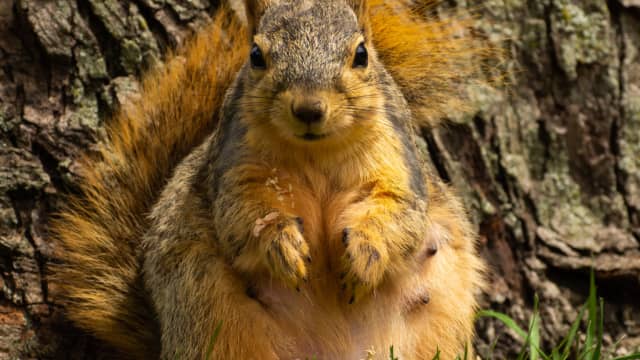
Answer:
561;303;587;359
477;310;528;339
487;334;501;360
205;320;223;360
463;343;469;360
454;343;469;360
475;267;638;360
517;318;533;360
593;298;604;360
389;345;398;360
432;347;441;360
584;269;598;360
524;295;552;360
478;308;551;360
516;340;529;360
582;330;594;360
530;294;541;360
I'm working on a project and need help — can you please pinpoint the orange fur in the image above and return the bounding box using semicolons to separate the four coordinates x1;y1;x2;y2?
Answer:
371;0;497;125
51;0;492;358
143;136;483;358
50;6;248;358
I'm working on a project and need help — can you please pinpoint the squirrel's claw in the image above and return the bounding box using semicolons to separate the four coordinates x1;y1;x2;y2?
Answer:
340;277;372;305
265;220;310;289
339;226;389;304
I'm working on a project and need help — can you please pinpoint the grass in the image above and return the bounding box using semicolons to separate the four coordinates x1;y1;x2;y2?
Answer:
204;320;223;360
476;270;640;360
204;270;640;360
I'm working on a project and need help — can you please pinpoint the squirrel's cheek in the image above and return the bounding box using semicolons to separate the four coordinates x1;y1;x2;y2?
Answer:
321;115;349;134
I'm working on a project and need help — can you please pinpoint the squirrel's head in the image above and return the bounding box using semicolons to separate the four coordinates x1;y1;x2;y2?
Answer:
239;0;387;147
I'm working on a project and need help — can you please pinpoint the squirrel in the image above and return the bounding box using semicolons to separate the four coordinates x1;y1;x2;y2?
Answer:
51;0;490;359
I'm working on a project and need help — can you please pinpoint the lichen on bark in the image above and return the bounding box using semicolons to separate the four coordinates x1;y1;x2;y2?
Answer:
0;0;638;357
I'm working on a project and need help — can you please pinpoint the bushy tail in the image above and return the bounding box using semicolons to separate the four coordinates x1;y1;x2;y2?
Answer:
371;0;501;126
50;5;249;358
51;0;495;357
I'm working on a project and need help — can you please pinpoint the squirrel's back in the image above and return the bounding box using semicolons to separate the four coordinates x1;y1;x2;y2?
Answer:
51;1;491;357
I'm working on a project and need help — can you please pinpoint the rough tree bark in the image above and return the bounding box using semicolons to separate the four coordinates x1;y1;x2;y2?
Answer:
0;0;638;358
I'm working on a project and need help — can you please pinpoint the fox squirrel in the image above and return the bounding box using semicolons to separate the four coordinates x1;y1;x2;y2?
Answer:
52;0;490;358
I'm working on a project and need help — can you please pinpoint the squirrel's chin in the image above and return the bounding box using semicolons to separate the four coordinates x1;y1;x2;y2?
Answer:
296;133;328;141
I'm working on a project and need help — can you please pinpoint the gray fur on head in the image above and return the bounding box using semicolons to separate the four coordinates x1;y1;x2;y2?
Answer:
256;0;364;89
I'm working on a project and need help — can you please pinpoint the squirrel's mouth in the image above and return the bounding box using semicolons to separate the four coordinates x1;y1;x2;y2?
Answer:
298;133;328;141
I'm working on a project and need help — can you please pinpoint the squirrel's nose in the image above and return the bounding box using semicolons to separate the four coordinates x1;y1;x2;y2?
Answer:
292;99;327;125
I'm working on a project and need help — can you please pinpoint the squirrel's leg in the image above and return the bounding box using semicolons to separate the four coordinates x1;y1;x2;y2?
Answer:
408;178;482;359
213;164;310;289
144;237;284;360
338;181;428;303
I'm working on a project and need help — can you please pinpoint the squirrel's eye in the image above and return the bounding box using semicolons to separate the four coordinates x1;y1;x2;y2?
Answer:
250;43;266;69
352;42;368;68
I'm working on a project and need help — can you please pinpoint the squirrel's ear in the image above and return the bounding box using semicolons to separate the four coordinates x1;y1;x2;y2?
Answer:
346;0;371;36
243;0;277;35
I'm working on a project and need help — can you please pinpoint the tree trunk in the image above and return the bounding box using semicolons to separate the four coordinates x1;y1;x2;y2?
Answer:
0;0;638;358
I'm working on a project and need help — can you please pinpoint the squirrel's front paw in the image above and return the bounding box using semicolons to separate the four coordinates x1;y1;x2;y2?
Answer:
340;226;390;304
263;216;310;289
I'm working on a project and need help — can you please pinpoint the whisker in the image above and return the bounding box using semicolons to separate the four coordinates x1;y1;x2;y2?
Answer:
341;79;385;92
340;109;388;116
344;94;380;101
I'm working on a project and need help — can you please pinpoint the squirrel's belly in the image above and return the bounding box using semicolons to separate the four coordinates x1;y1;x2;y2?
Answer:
249;172;439;358
253;279;421;360
251;232;433;360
